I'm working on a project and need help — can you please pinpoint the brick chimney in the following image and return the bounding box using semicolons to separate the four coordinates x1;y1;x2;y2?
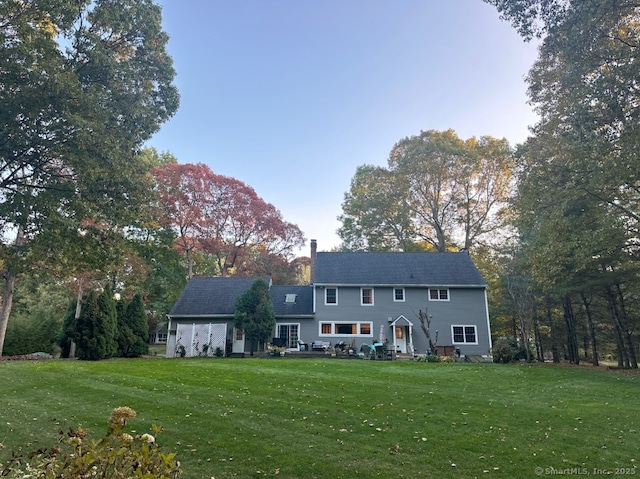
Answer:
310;239;317;283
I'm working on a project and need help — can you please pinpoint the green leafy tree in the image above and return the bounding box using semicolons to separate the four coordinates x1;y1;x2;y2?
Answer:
2;273;69;356
0;0;179;356
339;130;515;252
338;165;417;252
234;279;276;356
486;0;640;367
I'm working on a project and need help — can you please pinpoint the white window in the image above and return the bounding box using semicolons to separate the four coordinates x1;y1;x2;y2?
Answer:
429;288;449;301
393;288;405;302
325;287;337;305
319;322;373;337
452;325;477;344
361;287;374;305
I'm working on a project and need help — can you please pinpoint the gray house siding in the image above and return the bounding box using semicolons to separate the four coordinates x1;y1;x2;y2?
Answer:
314;285;490;356
167;250;492;359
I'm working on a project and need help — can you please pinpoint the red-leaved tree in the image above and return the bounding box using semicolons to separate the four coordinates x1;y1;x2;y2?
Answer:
152;163;305;278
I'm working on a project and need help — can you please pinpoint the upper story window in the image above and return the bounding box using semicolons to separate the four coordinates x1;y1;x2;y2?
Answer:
361;287;374;305
429;288;449;301
325;287;337;305
394;288;405;302
452;325;477;344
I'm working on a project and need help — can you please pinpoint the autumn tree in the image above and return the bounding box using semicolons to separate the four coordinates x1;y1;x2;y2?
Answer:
0;0;179;355
153;163;305;278
234;279;276;356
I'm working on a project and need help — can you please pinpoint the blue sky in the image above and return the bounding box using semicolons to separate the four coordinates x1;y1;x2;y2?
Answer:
149;0;539;256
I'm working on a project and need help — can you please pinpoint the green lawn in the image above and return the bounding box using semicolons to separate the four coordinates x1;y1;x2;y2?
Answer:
1;358;638;479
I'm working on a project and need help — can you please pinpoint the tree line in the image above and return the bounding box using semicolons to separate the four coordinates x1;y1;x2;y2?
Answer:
0;0;305;357
2;1;638;367
338;1;640;367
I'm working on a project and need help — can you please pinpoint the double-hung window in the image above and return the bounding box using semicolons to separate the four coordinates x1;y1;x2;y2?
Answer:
361;287;374;305
429;288;449;301
452;326;477;344
393;288;405;302
325;287;337;305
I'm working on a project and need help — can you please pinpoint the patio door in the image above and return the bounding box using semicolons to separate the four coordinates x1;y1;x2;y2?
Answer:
277;324;299;349
232;327;245;353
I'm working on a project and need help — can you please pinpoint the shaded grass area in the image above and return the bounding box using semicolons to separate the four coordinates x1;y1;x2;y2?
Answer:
1;359;638;478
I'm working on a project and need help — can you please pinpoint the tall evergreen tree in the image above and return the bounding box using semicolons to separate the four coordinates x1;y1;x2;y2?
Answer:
234;279;276;356
125;293;149;357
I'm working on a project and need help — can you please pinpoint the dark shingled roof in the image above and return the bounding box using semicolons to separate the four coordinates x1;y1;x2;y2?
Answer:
169;277;267;317
313;252;486;287
169;277;313;318
269;285;314;316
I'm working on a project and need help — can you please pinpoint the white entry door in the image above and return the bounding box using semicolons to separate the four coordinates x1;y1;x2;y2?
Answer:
395;326;407;353
232;327;245;354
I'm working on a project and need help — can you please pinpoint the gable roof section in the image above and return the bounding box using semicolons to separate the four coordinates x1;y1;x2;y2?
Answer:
169;277;267;317
269;285;314;317
313;252;486;287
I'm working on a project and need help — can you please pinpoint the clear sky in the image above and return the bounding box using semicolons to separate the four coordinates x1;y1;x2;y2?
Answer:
148;0;539;257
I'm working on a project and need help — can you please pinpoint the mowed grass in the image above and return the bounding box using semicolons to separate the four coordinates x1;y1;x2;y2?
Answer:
1;359;638;479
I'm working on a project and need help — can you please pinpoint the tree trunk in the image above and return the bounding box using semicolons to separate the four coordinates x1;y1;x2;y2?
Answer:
605;285;636;368
0;270;17;357
69;281;85;359
615;283;638;369
580;293;598;366
533;313;543;362
612;320;626;368
0;227;26;357
548;299;560;363
562;296;579;364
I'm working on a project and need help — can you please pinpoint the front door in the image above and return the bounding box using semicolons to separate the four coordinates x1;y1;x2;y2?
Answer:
232;327;245;354
395;326;407;353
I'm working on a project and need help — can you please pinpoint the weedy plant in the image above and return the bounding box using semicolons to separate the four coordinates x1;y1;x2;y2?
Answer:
1;407;181;479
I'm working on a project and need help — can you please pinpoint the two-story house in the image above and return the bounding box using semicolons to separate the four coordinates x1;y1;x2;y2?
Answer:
166;240;492;360
309;241;491;358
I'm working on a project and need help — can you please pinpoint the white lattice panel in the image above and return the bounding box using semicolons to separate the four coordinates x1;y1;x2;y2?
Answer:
175;323;227;357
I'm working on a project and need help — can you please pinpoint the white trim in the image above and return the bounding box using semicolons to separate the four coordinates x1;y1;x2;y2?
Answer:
451;325;479;345
360;287;374;306
319;321;373;337
393;287;405;302
325;287;338;305
484;288;493;351
428;288;450;301
275;322;301;350
389;314;414;327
